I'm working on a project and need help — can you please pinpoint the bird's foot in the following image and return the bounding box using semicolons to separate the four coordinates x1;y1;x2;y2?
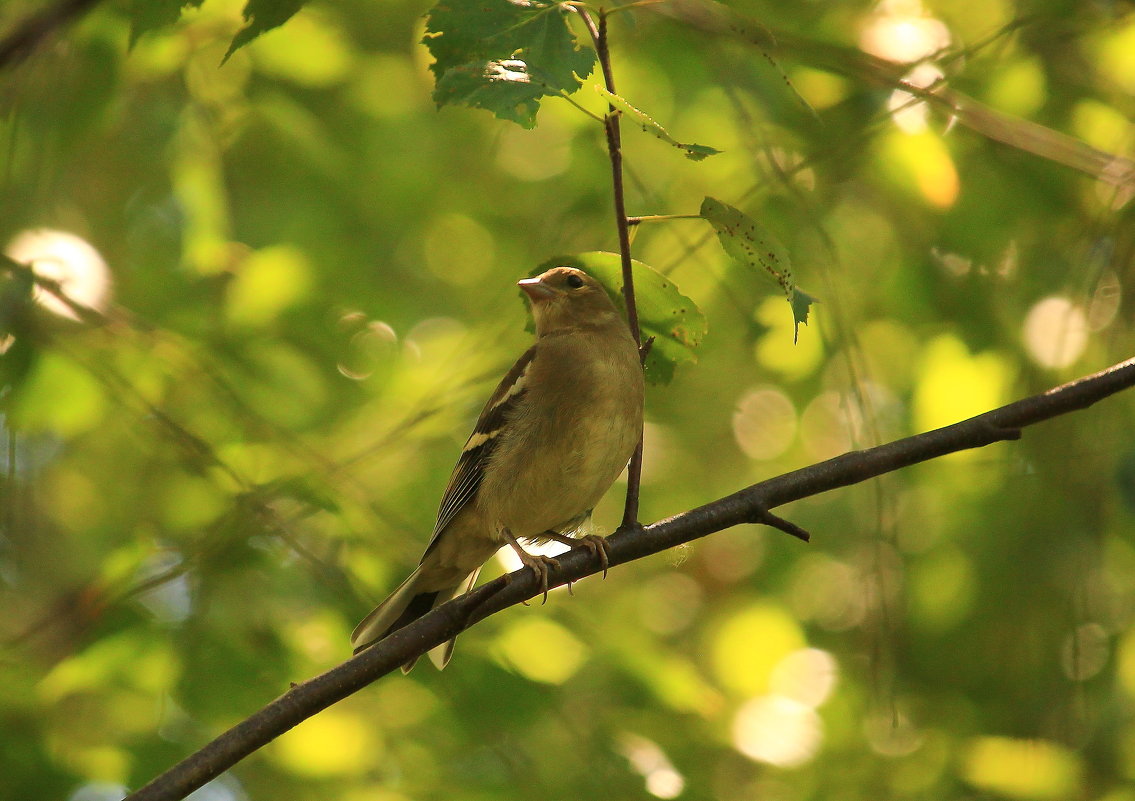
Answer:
543;531;611;578
503;529;559;604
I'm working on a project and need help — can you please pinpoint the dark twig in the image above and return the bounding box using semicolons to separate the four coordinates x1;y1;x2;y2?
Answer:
124;356;1135;801
0;253;108;325
576;7;646;528
639;335;655;362
0;0;105;70
751;508;811;542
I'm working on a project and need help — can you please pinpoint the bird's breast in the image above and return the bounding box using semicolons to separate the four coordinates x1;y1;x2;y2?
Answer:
479;335;643;539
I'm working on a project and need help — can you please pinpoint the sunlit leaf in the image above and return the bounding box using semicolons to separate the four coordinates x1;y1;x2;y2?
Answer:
224;0;310;63
425;0;595;127
124;0;206;46
700;196;816;342
534;252;706;385
596;86;721;160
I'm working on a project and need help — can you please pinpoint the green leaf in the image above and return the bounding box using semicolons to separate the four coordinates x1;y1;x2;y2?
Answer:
789;289;817;344
533;252;706;385
125;0;205;47
596;87;721;161
700;196;816;342
224;0;309;63
425;0;596;128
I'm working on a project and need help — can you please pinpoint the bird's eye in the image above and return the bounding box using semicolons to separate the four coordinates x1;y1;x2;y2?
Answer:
565;274;585;289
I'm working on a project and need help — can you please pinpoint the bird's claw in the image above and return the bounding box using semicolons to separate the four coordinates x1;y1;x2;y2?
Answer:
516;552;559;604
540;531;611;578
574;534;611;578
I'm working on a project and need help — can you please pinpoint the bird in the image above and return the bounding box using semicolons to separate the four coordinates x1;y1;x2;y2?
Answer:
351;265;645;671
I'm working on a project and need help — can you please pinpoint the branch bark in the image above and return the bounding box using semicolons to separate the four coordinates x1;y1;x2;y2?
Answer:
125;355;1135;801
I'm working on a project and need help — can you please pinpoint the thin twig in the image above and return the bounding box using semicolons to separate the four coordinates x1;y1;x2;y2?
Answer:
124;356;1135;801
627;213;703;226
576;6;646;528
0;254;109;326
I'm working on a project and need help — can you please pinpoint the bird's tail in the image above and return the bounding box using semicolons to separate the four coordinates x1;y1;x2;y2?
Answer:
351;567;482;672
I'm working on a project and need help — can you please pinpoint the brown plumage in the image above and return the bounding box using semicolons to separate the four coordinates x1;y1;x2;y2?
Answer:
351;266;645;670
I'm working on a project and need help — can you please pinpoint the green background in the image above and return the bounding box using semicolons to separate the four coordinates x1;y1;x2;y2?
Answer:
2;0;1135;799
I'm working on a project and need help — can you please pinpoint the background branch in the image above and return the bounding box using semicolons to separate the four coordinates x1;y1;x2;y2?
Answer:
652;0;1135;190
0;0;105;70
125;355;1135;801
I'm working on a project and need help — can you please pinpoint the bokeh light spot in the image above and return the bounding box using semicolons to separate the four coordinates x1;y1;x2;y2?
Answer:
271;710;380;777
1023;296;1089;369
338;316;398;380
882;130;959;208
1061;622;1110;682
494;617;587;684
711;603;805;696
1097;18;1135;95
732;386;797;460
859;0;951;63
888;63;944;134
68;783;131;801
618;733;686;799
732;694;822;767
226;245;313;326
769;648;838;708
6;228;111;320
790;555;867;631
864;709;925;757
985;58;1047;118
754;297;824;378
962;737;1081;800
799;391;862;461
913;335;1011;434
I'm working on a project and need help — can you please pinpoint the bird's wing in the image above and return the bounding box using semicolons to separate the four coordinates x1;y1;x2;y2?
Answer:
422;344;538;558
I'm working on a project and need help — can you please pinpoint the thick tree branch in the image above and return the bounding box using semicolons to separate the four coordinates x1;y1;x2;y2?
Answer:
125;356;1135;801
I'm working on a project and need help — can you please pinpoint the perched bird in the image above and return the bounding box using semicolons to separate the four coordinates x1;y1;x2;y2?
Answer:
351;265;645;670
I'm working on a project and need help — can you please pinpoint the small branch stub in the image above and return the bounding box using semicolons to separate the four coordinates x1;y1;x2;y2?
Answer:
752;508;811;542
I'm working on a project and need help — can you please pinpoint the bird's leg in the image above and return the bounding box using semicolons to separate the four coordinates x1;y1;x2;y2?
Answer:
540;531;611;578
502;528;559;604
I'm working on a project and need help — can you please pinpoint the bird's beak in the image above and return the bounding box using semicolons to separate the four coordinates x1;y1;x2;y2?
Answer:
518;277;557;303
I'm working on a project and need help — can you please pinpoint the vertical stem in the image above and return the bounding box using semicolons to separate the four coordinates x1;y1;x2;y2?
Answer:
579;7;645;528
4;417;14;539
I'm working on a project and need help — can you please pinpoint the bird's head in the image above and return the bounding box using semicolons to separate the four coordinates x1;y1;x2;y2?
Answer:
518;266;623;335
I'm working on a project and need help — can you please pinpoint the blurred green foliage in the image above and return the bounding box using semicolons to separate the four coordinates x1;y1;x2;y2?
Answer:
1;1;1135;800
